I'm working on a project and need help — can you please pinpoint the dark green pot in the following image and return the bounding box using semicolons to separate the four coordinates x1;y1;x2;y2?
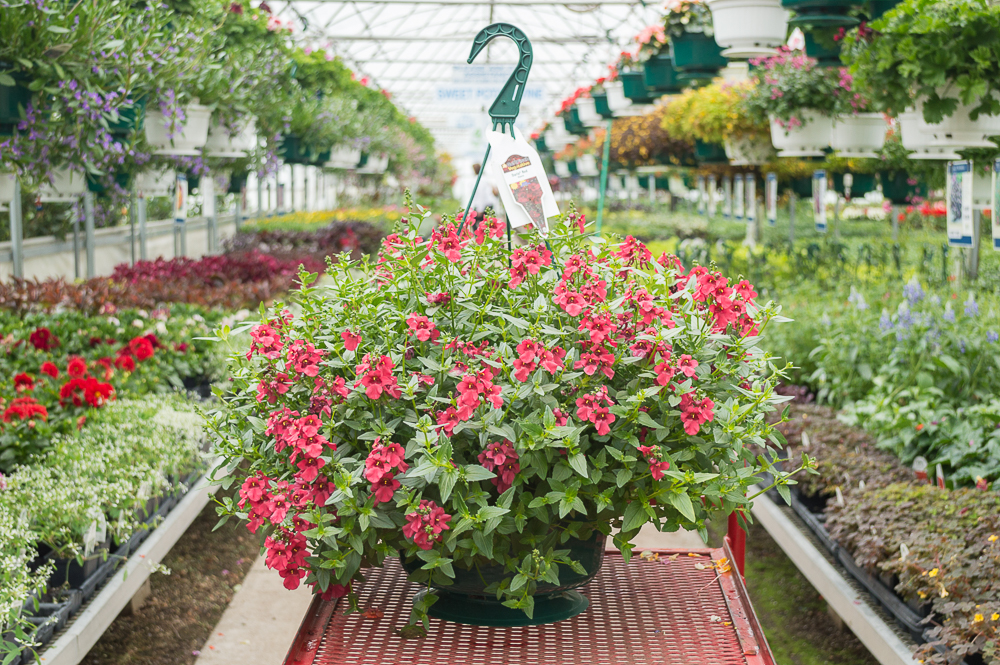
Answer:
694;139;728;164
107;97;146;135
620;71;657;104
357;152;369;168
783;0;860;26
592;92;614;119
228;172;248;194
803;31;842;65
86;171;133;196
401;529;606;627
563;108;588;136
790;175;814;198
0;74;31;135
671;33;727;81
280;134;331;165
832;172;876;197
643;54;684;94
655;176;671;190
186;172;201;191
534;136;549;153
567;160;579;176
879;170;927;204
864;0;900;19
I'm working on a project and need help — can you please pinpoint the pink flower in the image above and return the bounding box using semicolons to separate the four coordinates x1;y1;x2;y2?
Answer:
341;329;361;351
288;339;324;377
677;355;698;378
249;325;284;360
372;474;401;504
402;500;452;550
592;407;616;436
406;313;440;343
477;440;519;492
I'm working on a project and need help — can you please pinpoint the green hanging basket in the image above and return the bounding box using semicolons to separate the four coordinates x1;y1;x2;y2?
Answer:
228;171;248;194
186;172;201;191
643;54;684;94
832;172;876;197
694;139;728;164
563;108;588;136
879;170;927;204
0;75;31;135
107;97;147;136
280;134;331;165
789;175;814;198
400;529;606;627
620;71;657;104
592;92;614;119
803;31;842;66
864;0;900;19
783;0;860;27
655;176;672;191
671;33;728;81
567;159;580;176
534;136;549;153
86;171;133;196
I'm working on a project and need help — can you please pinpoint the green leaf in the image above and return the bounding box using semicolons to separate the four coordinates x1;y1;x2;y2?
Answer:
668;492;696;522
615;468;633;488
46;25;71;33
463;464;496;482
472;529;494;558
438;468;458;502
568;453;588;478
0;73;15;87
622;501;648;532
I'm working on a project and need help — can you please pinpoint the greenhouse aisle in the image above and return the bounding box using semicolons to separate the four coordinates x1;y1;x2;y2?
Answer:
194;524;702;664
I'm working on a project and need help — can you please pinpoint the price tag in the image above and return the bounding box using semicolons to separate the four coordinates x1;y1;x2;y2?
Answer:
766;172;778;226
707;174;717;217
946;160;974;247
174;173;189;223
813;170;827;233
734;175;744;221
487;127;559;232
745;174;756;224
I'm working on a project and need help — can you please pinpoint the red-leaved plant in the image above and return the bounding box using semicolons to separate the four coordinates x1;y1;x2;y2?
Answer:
209;200;808;627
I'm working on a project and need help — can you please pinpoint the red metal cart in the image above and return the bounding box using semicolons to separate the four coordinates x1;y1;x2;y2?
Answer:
282;520;774;665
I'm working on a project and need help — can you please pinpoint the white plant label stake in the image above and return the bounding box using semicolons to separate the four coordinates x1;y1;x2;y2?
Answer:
745;174;756;224
992;159;1000;250
707;174;717;217
734;174;745;221
487;127;558;233
946;160;974;247
766;173;778;226
174;173;189;223
813;169;827;233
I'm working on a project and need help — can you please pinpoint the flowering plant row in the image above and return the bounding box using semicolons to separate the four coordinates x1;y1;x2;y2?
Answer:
209;200;808;625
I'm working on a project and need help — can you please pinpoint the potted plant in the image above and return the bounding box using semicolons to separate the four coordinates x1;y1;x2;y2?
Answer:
632;24;683;95
842;0;1000;150
588;79;616;119
745;49;842;156
827;68;887;157
209;203;808;628
599;106;695;168
705;0;789;59
782;0;859;27
665;0;728;80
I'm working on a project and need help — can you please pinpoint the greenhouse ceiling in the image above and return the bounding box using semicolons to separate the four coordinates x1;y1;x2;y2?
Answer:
270;1;662;157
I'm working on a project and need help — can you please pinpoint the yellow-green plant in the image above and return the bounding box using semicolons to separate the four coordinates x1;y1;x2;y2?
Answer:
660;82;768;145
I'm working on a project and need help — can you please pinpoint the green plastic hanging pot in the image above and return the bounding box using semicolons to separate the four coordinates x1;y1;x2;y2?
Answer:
642;54;684;94
783;0;860;26
400;528;606;627
879;170;927;204
280;134;330;165
567;159;579;176
694;139;728;164
671;33;728;81
86;171;133;196
655;176;671;190
790;175;814;198
592;92;614;119
107;97;146;135
803;31;842;66
534;136;549;153
620;71;657;104
832;172;875;197
228;171;248;194
357;152;369;168
864;0;900;19
0;74;31;135
186;172;201;191
563;108;588;136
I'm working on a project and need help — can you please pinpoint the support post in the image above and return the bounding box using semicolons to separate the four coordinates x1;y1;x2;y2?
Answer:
129;184;138;266
966;211;982;281
204;176;217;254
256;176;263;219
788;191;796;246
303;166;309;212
648;174;655;203
73;200;81;279
290;165;296;212
9;177;23;279
832;197;840;240
595;118;613;237
891;205;899;241
84;190;96;279
727;512;746;576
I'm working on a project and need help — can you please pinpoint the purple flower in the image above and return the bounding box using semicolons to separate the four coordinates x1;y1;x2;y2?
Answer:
964;294;978;317
903;277;924;305
987;331;998;343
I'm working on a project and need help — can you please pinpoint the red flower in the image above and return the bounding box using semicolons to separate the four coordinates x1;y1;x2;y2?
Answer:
129;336;155;362
59;377;115;408
14;373;34;392
248;324;284;360
340;329;361;351
115;355;136;372
477;440;520;492
66;356;88;378
40;362;59;379
679;393;714;436
406;313;440;343
677;354;698;378
372;474;401;504
288;339;324;377
2;396;48;422
28;327;60;351
402;500;451;550
354;354;401;400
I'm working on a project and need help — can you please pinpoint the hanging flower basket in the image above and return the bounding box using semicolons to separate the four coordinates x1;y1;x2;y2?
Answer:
782;0;859;27
204;118;258;158
107;98;146;136
358;153;389;174
38;168;87;202
228;171;248;195
705;0;788;59
325;147;363;169
86;171;133;196
724;135;777;165
576;154;600;176
554;160;572;178
803;31;841;66
831;172;876;197
280;134;331;165
575;98;604;128
138;168;175;198
620;72;657;105
534;136;549;153
0;172;17;203
830;113;887;158
592;92;614;119
0;76;31;135
694;139;728;164
864;0;900;19
789;175;814;198
642;55;684;95
897;110;961;161
768;111;833;157
879;170;927;204
144;103;212;156
914;94;1000;150
562;108;589;136
671;33;728;81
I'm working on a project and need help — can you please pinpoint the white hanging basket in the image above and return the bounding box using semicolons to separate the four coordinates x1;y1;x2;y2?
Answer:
325;147;363;170
830;113;887;158
898;110;961;160
546;123;573;151
554;161;571;178
917;92;1000;150
705;0;787;60
768;111;833;157
604;80;638;116
0;172;16;203
38;167;87;202
358;153;389;174
144;103;212;156
138;168;176;197
575;98;603;128
724;134;776;165
576;154;600;176
204;118;257;158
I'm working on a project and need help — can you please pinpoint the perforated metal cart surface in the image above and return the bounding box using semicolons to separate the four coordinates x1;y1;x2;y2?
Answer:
283;538;776;665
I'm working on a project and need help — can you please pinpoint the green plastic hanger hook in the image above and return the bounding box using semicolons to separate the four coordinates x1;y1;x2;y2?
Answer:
467;23;533;135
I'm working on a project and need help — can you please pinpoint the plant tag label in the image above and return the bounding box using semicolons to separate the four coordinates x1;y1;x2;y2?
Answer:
745;174;756;224
992;159;1000;251
707;174;717;217
174;173;188;223
834;486;845;507
487;128;559;232
766;173;777;226
734;175;745;221
946;160;974;247
813;170;827;233
723;176;732;219
936;463;945;489
801;431;810;449
697;175;706;216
